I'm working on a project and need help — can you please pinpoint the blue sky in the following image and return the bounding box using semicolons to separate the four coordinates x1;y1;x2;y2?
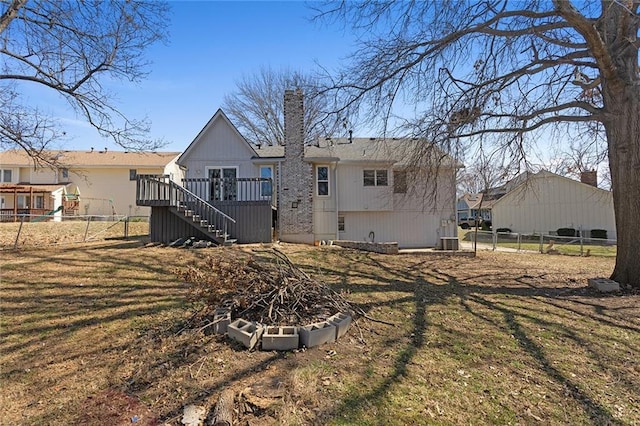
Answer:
53;1;357;153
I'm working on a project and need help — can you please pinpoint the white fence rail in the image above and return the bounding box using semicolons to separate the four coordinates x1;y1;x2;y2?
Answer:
461;230;617;257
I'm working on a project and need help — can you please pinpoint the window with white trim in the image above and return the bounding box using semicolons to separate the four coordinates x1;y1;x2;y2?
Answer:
363;169;388;187
1;169;12;183
260;166;273;197
207;167;237;201
316;166;329;196
17;195;30;208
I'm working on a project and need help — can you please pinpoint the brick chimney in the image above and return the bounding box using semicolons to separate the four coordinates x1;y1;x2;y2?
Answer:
278;89;314;243
580;170;597;187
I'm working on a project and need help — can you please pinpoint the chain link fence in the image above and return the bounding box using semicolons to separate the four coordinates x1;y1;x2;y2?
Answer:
460;229;617;257
0;215;150;250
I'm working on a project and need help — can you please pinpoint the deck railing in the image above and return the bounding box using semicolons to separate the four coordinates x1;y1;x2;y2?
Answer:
0;209;51;222
182;177;274;205
136;174;236;237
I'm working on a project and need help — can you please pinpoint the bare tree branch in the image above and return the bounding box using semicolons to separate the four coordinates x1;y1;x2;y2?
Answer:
0;0;169;159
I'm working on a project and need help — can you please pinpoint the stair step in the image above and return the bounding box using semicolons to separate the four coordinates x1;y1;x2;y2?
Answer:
184;210;193;217
199;220;208;227
192;214;200;222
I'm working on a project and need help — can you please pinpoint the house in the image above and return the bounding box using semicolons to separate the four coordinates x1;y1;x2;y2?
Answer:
456;193;491;223
0;149;181;221
456;172;534;224
143;89;459;248
490;170;616;239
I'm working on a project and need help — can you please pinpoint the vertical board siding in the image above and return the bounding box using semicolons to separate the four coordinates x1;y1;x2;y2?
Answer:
213;201;273;243
492;174;616;239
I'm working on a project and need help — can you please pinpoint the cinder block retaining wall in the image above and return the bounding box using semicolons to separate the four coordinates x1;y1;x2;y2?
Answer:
332;240;399;255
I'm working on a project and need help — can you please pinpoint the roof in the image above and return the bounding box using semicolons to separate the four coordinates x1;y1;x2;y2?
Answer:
458;193;484;210
491;170;612;209
252;137;459;167
0;149;180;168
0;183;70;193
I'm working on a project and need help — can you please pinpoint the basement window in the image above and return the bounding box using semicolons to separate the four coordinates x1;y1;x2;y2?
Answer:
338;216;345;232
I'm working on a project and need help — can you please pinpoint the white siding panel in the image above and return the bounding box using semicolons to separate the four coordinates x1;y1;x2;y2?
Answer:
30;168;57;184
338;210;453;248
313;210;336;241
492;175;616;239
337;164;393;211
182;116;257;179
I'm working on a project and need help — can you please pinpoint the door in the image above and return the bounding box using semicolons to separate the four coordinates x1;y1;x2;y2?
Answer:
208;167;237;201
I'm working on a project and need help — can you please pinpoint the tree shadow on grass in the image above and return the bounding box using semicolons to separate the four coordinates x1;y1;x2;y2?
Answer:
306;251;632;425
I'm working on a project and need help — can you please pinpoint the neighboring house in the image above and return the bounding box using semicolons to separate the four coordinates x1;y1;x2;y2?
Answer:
457;172;533;224
491;170;616;239
456;193;492;222
0;149;181;221
146;89;459;248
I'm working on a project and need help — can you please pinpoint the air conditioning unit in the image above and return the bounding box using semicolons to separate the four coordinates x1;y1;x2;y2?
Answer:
440;237;459;251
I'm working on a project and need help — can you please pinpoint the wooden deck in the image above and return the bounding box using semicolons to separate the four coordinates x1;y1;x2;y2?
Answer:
136;175;274;245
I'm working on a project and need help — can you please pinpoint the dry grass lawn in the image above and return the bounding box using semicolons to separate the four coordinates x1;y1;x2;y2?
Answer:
1;233;638;425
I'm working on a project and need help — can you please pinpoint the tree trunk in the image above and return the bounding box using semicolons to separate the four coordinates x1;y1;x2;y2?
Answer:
604;85;640;289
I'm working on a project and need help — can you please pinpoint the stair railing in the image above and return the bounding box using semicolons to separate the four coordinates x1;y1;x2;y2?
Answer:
137;175;236;241
169;180;236;231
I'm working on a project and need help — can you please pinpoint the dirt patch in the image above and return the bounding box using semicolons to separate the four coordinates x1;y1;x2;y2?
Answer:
81;389;158;426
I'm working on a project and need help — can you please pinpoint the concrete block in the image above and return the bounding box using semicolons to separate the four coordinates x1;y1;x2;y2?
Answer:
213;308;231;334
328;312;352;339
228;318;263;349
588;277;620;293
299;321;336;348
261;326;299;351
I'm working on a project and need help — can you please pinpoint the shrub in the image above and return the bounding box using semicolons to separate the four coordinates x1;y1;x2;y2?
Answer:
496;228;512;233
557;227;577;237
481;220;492;231
590;229;607;239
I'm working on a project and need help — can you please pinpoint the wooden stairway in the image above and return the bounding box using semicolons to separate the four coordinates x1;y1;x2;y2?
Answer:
136;175;237;245
171;202;237;246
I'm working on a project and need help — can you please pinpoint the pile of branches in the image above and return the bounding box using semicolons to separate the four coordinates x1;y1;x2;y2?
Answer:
176;248;352;326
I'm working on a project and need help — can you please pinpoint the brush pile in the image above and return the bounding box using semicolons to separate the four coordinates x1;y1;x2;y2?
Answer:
176;247;352;326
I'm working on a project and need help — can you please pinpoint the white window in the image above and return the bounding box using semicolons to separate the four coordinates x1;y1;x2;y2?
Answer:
17;195;30;208
35;195;44;209
316;166;329;196
207;167;237;201
364;169;388;187
1;169;12;183
129;169;137;181
260;166;273;197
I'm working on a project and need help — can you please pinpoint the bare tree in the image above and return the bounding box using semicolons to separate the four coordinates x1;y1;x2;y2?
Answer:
315;1;640;288
457;147;511;196
0;0;169;165
222;67;341;146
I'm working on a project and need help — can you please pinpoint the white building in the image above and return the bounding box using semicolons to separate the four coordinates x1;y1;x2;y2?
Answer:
491;170;616;239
